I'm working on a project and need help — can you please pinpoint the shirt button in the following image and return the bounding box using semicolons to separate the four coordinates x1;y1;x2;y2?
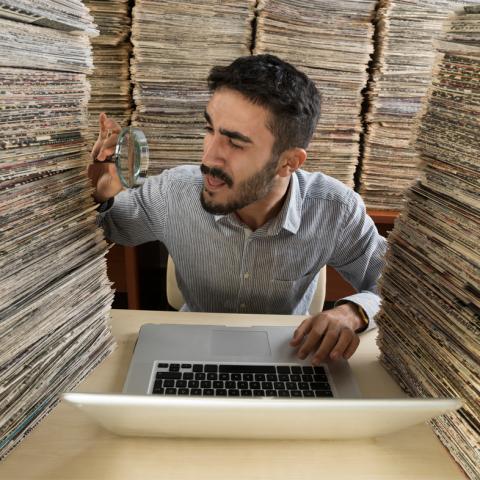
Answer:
243;272;250;279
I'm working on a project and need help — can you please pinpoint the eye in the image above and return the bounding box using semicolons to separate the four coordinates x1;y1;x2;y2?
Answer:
204;125;214;134
229;139;243;150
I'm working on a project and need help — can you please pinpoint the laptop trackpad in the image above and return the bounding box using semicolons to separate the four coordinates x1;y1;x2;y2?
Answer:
210;329;271;357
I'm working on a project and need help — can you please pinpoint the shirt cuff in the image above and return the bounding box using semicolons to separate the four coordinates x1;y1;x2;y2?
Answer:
96;197;114;213
334;292;381;332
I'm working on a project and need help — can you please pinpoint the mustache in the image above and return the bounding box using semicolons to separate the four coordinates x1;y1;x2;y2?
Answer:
200;164;233;188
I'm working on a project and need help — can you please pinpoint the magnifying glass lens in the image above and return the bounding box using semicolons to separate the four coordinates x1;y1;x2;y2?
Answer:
114;127;149;188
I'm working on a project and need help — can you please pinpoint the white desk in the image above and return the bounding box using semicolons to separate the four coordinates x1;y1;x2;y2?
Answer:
0;309;465;479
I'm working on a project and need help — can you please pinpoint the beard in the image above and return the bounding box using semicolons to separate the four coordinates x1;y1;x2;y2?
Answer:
200;155;279;215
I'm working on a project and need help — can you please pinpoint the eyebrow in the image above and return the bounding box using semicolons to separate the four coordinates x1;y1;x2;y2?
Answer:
204;109;253;145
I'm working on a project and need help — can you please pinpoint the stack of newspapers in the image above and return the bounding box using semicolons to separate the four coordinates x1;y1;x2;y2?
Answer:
359;0;480;210
254;0;377;187
84;0;132;145
130;0;254;174
376;7;480;479
0;1;114;459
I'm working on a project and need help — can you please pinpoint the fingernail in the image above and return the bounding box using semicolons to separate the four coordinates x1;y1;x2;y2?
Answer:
330;352;338;360
297;351;306;360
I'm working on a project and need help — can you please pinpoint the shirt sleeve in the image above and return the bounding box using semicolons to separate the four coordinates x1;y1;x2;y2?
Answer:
329;190;388;331
97;172;170;246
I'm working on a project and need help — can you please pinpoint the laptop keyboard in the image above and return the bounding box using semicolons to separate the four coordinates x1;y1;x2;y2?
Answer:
151;363;333;398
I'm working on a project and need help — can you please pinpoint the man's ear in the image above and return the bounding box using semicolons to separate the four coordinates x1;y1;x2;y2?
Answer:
277;148;307;177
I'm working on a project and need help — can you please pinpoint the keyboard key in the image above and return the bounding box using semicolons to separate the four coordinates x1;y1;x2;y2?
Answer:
302;366;314;374
219;365;276;374
225;381;236;389
315;390;333;397
183;372;194;380
286;382;297;390
265;390;278;397
191;389;202;396
169;364;180;372
181;364;192;369
262;382;273;390
250;382;261;389
157;372;182;380
241;390;253;397
303;391;315;397
213;381;224;389
302;374;313;382
152;388;164;394
314;374;328;382
176;380;187;388
203;389;215;396
237;381;248;389
195;373;206;380
290;374;301;382
157;363;168;369
266;374;278;382
279;374;289;382
205;365;218;372
243;373;253;381
254;390;265;397
278;391;290;397
291;366;302;374
255;374;266;381
164;380;175;388
231;373;242;381
298;382;310;390
291;391;302;397
215;389;227;396
192;365;203;372
311;382;330;390
219;373;230;381
200;381;212;389
153;380;163;388
207;373;218;380
274;382;285;390
277;366;290;374
313;366;326;374
188;380;199;388
165;388;177;394
178;388;189;395
228;390;240;397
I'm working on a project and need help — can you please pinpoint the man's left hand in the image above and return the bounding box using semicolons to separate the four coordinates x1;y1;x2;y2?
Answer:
289;303;365;365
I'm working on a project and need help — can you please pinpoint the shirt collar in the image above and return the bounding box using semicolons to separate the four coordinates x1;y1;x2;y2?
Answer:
213;172;303;235
266;173;302;236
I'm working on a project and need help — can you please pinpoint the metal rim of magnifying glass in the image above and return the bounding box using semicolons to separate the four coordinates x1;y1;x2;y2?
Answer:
114;127;149;188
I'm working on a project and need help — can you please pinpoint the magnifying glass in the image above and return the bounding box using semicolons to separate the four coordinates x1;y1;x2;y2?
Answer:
112;126;149;188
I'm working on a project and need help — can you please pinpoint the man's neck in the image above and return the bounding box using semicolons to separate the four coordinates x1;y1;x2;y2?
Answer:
235;176;291;231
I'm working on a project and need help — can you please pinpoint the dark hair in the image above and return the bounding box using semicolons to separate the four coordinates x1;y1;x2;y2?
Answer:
207;54;321;157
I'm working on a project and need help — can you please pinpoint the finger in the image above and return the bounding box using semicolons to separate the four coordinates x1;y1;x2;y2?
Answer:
96;138;118;161
329;327;355;361
342;335;360;360
289;318;313;346
91;113;108;160
310;324;341;365
103;117;121;134
296;316;329;359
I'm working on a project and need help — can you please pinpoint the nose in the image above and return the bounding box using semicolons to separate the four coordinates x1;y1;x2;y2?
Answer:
202;132;225;168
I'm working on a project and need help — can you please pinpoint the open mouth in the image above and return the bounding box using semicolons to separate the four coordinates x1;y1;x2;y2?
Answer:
205;174;227;190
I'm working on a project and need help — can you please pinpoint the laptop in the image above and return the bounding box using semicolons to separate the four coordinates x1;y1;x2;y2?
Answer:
63;323;461;439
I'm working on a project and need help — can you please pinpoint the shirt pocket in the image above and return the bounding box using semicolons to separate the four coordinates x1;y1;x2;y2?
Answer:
268;270;318;314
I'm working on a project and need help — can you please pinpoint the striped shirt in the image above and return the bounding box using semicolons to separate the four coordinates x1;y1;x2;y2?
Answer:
99;165;387;330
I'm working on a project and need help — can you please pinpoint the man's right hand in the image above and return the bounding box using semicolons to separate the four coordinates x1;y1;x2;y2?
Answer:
87;112;123;203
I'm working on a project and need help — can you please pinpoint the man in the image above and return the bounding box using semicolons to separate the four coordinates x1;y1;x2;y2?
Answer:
89;54;387;366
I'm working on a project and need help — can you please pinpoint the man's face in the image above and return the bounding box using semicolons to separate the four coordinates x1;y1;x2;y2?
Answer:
200;88;279;215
